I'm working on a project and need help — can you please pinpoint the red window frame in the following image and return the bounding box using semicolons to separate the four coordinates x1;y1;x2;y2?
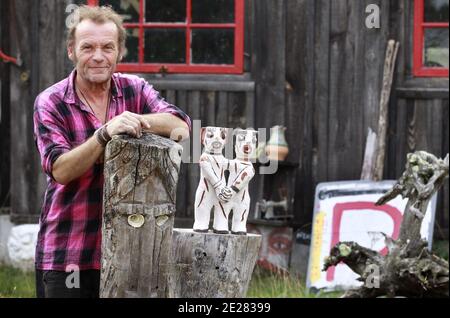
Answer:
413;0;449;77
87;0;244;74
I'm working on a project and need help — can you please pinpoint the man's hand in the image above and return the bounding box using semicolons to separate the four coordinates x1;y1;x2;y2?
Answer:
106;111;151;138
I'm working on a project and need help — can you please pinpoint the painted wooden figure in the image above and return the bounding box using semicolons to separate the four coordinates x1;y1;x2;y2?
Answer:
213;129;257;235
193;127;233;233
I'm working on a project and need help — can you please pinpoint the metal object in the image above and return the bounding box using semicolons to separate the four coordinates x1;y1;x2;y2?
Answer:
254;199;290;220
128;214;145;228
0;49;21;66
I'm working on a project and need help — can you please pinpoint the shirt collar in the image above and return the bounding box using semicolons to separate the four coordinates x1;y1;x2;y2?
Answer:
63;69;122;105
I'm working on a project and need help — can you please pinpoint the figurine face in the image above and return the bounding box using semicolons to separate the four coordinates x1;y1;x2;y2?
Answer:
235;129;258;160
202;126;228;154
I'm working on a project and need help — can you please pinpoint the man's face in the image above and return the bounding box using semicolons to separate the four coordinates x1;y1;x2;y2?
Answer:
68;19;121;85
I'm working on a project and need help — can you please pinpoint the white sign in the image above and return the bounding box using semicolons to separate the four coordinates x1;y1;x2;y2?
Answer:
306;180;437;291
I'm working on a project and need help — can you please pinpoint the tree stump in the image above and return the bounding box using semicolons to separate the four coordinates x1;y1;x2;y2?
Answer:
100;133;183;298
167;229;262;298
324;151;449;298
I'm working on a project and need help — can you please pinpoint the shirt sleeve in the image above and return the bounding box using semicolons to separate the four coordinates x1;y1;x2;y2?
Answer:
139;80;192;131
33;96;72;181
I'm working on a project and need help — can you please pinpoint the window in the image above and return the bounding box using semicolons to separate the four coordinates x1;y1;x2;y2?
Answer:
87;0;244;74
414;0;449;77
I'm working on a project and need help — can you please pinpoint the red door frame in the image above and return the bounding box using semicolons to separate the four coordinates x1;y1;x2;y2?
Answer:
413;0;449;77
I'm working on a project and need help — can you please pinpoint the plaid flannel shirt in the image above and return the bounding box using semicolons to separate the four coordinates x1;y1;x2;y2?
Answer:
33;70;191;271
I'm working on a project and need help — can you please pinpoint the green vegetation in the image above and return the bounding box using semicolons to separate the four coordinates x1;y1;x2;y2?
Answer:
0;240;447;298
0;265;35;298
247;267;342;298
432;240;449;261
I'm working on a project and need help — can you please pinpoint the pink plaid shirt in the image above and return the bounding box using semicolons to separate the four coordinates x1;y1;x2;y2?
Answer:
33;70;191;271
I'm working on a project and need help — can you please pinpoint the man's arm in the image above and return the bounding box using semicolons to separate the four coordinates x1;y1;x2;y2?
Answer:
142;113;190;141
52;136;104;185
52;111;189;185
52;111;150;185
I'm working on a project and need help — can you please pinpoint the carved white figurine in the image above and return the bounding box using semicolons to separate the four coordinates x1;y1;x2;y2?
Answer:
214;129;257;235
193;126;233;233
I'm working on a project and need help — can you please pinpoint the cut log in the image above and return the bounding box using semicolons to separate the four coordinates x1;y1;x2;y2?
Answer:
100;133;183;298
325;151;449;298
167;229;262;298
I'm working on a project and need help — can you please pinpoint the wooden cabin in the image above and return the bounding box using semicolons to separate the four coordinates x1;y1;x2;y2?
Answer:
0;0;448;246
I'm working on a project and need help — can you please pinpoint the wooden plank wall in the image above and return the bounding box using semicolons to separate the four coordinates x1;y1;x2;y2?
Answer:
388;0;449;238
287;0;393;229
8;0;72;223
284;0;448;237
0;0;11;210
387;97;450;238
3;0;448;237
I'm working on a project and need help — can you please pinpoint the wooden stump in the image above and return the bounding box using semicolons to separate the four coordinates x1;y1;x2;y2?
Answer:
168;229;262;298
100;133;183;298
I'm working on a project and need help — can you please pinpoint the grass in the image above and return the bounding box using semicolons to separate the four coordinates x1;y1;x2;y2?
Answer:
0;264;35;298
247;267;342;298
0;240;447;298
432;240;449;261
0;264;338;298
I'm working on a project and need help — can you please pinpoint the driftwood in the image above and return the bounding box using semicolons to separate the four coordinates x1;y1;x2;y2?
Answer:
100;133;183;298
372;40;399;181
361;127;377;180
167;229;261;298
324;151;449;298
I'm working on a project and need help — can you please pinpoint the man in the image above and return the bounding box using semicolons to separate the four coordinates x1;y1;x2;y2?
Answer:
33;5;191;298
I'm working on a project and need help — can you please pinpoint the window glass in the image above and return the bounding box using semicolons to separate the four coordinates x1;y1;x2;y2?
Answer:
424;0;449;23
122;28;139;63
423;28;449;68
93;0;244;73
145;0;186;23
144;29;186;63
192;0;235;23
99;0;139;22
192;29;234;64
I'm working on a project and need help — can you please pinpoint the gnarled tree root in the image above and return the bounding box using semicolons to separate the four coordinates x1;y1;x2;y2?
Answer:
324;241;448;298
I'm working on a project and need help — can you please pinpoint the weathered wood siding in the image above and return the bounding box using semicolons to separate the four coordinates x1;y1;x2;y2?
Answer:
287;0;393;227
0;0;11;210
2;0;448;237
6;0;73;223
387;97;449;237
284;0;448;237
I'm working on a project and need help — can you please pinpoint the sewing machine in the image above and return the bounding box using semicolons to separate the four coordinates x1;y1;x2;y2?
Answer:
254;198;292;220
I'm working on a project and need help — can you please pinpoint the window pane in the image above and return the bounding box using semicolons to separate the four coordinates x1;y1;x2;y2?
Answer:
145;0;186;23
122;28;139;63
424;28;449;68
192;0;235;23
424;0;449;22
192;29;234;64
99;0;139;22
144;29;186;63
